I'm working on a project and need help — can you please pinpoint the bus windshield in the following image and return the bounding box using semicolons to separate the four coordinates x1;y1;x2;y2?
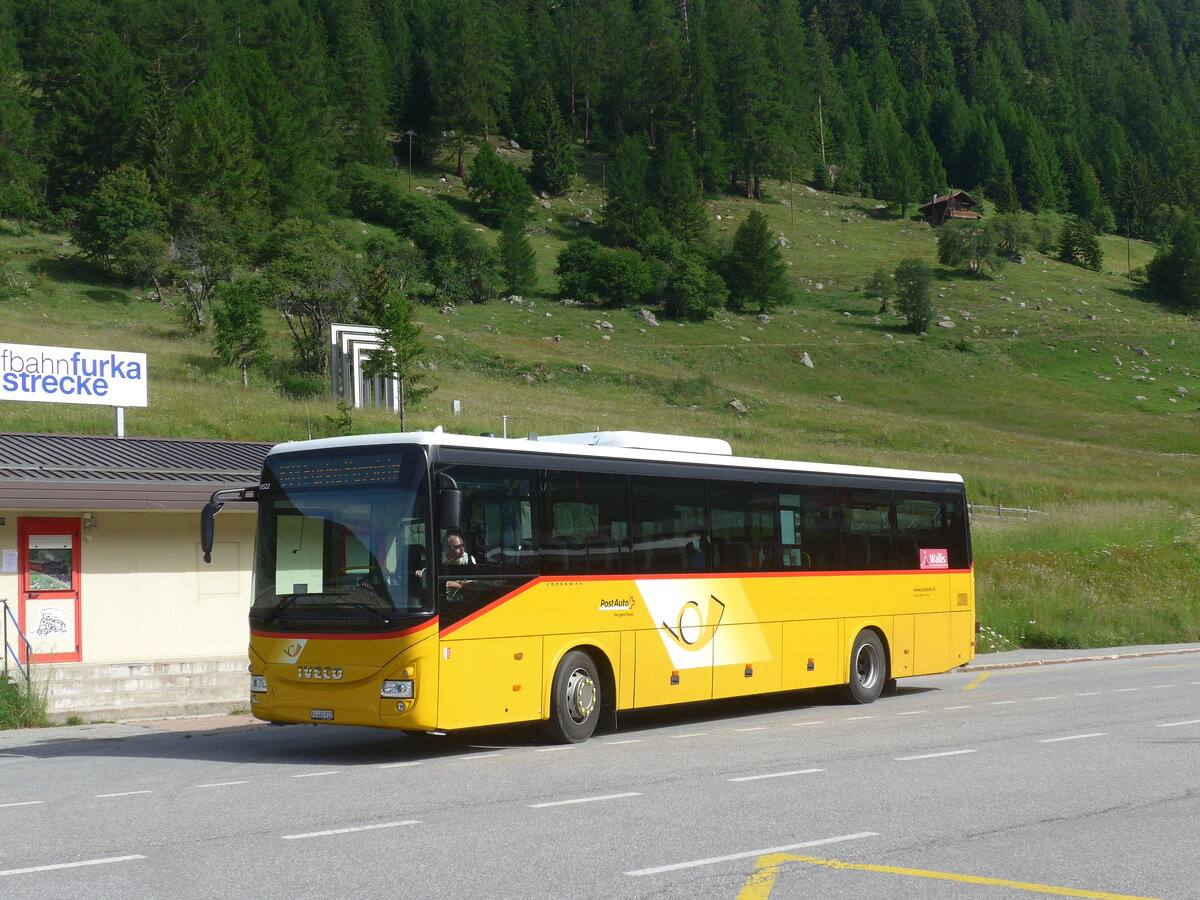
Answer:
251;446;431;632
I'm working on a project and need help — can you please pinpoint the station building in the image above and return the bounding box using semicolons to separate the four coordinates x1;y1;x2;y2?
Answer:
0;432;271;721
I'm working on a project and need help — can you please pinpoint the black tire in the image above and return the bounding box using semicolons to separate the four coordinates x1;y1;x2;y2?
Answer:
543;650;601;744
841;630;887;704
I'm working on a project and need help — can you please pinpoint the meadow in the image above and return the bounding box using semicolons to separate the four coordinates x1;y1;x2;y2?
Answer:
2;160;1197;650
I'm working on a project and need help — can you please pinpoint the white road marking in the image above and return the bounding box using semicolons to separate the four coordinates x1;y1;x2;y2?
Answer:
989;700;1018;706
1113;688;1138;692
735;727;767;733
1156;719;1200;728
196;781;248;788
378;761;423;768
896;710;926;716
1075;692;1100;696
944;705;973;710
603;739;642;745
1038;733;1106;743
0;855;146;877
292;771;338;778
729;768;823;782
0;801;43;808
671;733;707;739
895;749;978;761
282;820;419;840
791;720;824;726
529;792;641;808
534;746;576;752
95;791;151;798
457;753;502;760
625;832;878;877
1032;697;1060;701
846;715;876;721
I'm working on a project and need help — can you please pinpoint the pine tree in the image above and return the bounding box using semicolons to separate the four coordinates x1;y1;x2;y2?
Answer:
894;257;933;334
359;265;435;431
604;134;662;248
428;0;507;177
73;165;166;274
1146;215;1200;313
333;0;389;166
39;27;145;202
529;83;576;196
651;135;708;244
1058;218;1103;271
720;209;790;312
497;220;537;296
166;82;268;243
212;277;270;388
464;143;533;228
710;0;772;198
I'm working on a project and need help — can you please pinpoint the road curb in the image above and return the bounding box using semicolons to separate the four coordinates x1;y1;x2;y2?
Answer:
960;647;1200;672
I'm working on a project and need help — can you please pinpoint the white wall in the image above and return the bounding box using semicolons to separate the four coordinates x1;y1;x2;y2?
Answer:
0;509;256;663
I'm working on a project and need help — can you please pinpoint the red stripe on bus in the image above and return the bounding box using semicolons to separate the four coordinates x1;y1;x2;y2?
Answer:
436;567;972;638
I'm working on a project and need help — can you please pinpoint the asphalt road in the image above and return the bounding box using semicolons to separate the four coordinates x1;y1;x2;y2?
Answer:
1;647;1197;899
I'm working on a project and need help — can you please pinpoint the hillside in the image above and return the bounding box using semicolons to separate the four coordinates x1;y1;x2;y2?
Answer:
2;163;1198;650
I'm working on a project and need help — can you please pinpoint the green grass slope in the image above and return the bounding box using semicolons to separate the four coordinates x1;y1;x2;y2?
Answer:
2;165;1197;650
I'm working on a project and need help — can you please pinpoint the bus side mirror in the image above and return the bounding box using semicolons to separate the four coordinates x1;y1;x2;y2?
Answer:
438;489;462;530
200;501;222;564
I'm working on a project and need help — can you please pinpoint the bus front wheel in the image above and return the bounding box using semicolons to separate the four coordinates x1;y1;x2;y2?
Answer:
544;650;601;744
841;630;886;704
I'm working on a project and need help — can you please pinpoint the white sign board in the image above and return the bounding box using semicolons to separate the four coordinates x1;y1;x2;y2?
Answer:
0;342;148;407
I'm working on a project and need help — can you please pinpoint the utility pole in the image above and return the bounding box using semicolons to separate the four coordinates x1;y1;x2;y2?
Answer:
406;130;416;191
817;94;827;174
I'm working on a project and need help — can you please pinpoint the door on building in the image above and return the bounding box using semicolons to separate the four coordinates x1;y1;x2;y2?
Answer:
18;518;82;663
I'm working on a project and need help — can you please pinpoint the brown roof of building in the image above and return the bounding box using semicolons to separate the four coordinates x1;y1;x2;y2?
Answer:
0;432;272;510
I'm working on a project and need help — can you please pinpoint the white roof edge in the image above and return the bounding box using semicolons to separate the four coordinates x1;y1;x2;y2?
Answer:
525;430;733;456
267;430;963;484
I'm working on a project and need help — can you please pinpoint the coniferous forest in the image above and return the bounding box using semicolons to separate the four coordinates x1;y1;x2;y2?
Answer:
4;0;1200;342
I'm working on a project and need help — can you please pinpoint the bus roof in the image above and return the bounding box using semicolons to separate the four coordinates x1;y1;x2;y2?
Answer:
266;429;964;485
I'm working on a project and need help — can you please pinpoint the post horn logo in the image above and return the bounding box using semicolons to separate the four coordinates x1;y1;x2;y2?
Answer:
661;594;726;652
284;642;304;658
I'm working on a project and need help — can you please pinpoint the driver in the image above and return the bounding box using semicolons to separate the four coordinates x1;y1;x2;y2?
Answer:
417;531;476;590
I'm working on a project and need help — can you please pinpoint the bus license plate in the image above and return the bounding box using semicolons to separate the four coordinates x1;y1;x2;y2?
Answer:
310;709;334;721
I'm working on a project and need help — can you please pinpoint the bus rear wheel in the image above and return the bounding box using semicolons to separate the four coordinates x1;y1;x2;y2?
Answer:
544;650;601;744
841;630;886;704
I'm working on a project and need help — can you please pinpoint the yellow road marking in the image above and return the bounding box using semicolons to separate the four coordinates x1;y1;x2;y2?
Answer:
964;673;990;690
736;853;1166;900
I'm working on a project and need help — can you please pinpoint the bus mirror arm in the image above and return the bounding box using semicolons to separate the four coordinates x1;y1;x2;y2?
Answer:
200;486;260;564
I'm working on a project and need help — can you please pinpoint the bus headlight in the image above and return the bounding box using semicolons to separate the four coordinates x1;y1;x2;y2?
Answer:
250;675;268;693
381;679;414;699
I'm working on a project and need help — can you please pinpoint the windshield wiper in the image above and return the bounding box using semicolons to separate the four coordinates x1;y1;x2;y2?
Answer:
259;594;304;626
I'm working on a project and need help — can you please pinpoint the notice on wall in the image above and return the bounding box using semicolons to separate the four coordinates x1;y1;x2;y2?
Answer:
0;342;148;407
1;549;16;573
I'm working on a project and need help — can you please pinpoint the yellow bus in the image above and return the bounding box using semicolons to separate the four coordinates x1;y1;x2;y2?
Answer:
201;429;974;742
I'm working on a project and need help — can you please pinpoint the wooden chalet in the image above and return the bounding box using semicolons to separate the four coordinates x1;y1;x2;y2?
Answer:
919;190;981;226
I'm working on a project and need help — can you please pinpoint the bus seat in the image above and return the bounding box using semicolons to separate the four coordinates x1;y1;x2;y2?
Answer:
843;533;871;570
724;540;752;572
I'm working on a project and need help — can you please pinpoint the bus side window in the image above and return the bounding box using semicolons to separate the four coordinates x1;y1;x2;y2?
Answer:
710;482;777;572
540;471;632;576
630;476;707;574
839;488;895;571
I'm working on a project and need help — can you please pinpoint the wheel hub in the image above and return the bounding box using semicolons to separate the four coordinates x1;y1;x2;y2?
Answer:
566;669;596;723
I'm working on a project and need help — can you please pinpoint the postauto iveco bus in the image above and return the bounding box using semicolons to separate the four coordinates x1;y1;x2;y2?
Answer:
201;429;974;743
